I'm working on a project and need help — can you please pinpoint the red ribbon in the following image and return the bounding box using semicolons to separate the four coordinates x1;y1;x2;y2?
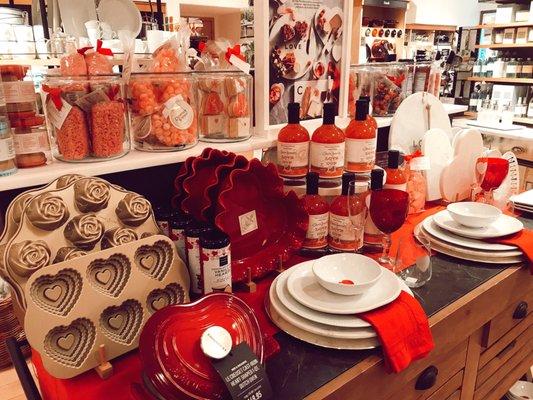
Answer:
42;84;63;110
404;149;423;162
77;46;93;55
225;44;245;63
107;85;119;101
96;39;114;56
198;41;206;53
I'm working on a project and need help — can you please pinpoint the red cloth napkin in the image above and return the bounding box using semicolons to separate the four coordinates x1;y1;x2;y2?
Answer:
358;291;434;373
486;229;533;273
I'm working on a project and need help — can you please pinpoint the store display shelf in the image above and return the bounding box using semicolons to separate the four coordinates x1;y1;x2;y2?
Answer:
405;23;456;32
475;43;533;49
467;76;533;84
0;56;152;67
0;134;277;192
465;111;533;126
473;22;533;30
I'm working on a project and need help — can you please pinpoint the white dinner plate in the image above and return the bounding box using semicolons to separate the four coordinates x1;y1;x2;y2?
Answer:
276;263;414;329
433;210;523;239
422;217;518;252
265;298;380;350
97;0;142;37
416;225;524;265
270;275;376;339
287;261;401;315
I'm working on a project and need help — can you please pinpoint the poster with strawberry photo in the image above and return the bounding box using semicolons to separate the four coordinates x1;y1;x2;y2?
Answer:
268;0;344;125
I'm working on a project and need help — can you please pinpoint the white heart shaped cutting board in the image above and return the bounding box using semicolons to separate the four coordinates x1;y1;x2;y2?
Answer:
421;128;452;201
440;128;484;202
389;92;452;154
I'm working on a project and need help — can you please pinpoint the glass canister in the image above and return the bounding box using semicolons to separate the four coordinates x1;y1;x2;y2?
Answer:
128;72;198;152
196;71;252;142
371;62;406;117
405;154;428;215
42;74;129;162
348;64;373;117
11;114;52;168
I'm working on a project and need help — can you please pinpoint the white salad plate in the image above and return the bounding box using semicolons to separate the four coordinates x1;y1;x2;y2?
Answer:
287;261;401;315
422;217;518;252
97;0;142;37
270;275;377;340
265;298;381;350
432;210;523;239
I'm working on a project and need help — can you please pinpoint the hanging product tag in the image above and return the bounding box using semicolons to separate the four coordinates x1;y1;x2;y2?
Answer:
229;54;251;74
46;99;72;130
75;89;110;113
211;342;273;400
409;156;431;171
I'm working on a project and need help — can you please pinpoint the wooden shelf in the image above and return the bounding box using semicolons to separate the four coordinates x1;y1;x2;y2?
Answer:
475;43;533;49
467;76;533;84
405;23;456;32
473;21;533;30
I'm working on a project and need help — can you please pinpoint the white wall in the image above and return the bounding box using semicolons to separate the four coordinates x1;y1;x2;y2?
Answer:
406;0;496;27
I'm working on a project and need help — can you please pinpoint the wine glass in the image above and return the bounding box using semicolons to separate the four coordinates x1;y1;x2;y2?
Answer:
347;181;369;253
369;188;409;269
475;157;509;204
395;234;432;287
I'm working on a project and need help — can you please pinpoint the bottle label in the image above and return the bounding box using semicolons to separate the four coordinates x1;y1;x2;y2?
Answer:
329;212;364;251
384;182;407;191
0;137;15;162
46;98;73;130
201;244;232;294
310;141;345;178
364;194;383;237
186;236;202;294
345;137;377;165
277;141;309;177
303;212;329;249
13;130;50;155
3;81;36;103
170;227;186;262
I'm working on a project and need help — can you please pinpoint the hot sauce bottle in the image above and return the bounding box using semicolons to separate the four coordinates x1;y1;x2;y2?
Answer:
345;99;377;173
384;150;407;191
364;168;385;250
302;171;329;250
329;172;361;252
277;102;310;178
359;96;378;131
310;103;345;179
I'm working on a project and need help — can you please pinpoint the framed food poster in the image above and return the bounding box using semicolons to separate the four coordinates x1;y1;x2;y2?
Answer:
254;0;353;133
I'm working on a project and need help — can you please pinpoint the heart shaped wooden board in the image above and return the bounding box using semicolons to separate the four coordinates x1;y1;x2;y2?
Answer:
24;235;190;379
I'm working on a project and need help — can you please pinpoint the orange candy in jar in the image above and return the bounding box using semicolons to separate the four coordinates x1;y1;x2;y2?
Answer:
129;74;198;151
405;155;427;214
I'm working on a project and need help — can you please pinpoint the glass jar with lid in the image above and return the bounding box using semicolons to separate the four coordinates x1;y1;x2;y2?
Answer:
128;72;198;151
370;62;408;117
196;71;252;143
42;74;130;162
506;58;517;78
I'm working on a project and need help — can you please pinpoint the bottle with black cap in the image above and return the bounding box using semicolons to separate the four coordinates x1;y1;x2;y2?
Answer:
384;150;407;191
302;171;329;251
154;204;171;236
200;229;231;294
310;102;345;179
277;102;310;178
169;210;194;262
363;168;385;250
185;221;213;296
329;172;360;252
345;99;377;173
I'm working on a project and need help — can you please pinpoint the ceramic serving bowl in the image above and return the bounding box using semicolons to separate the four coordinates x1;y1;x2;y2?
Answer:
312;253;383;296
447;202;501;228
507;380;533;400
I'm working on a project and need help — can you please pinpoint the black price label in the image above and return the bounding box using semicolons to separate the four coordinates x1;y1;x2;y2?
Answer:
211;343;273;400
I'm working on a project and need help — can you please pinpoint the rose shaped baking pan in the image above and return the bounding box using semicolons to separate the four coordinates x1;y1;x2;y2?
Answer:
172;148;214;210
214;159;307;282
139;293;264;400
181;149;237;221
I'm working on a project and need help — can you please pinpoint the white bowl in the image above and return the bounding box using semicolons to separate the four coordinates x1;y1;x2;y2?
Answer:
312;253;383;296
447;202;502;228
509;380;533;400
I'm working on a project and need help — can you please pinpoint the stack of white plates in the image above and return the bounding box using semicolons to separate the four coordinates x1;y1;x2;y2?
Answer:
417;209;524;264
510;190;533;214
266;260;413;350
505;380;533;400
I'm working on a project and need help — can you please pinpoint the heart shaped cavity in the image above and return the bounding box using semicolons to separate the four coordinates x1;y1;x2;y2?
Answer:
134;240;172;281
147;283;186;314
100;299;143;345
87;254;131;297
44;318;96;368
30;269;82;316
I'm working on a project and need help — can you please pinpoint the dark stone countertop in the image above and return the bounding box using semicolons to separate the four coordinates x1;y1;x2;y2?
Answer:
265;216;532;399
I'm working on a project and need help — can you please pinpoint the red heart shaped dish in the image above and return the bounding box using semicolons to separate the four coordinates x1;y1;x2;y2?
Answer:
139;293;264;400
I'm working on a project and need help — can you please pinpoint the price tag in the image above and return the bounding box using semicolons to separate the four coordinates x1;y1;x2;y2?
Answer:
211;342;273;400
46;99;72;130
